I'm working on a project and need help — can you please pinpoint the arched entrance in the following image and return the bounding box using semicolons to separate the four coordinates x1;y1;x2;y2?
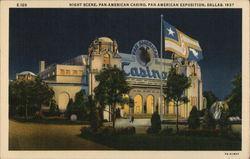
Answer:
158;96;165;114
134;95;143;114
58;92;70;111
168;101;175;115
123;94;130;116
146;95;154;114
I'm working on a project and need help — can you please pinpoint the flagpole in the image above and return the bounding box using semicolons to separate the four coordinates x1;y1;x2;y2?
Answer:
160;14;163;119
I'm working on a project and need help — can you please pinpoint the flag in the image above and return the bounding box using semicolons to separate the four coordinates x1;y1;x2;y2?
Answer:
163;21;203;61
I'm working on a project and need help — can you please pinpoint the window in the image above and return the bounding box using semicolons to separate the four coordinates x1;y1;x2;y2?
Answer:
78;70;83;75
192;64;196;75
66;70;70;75
175;64;179;73
60;69;65;75
73;70;77;75
103;53;110;67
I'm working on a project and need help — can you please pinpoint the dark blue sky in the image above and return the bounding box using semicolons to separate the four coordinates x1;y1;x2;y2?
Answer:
9;8;242;99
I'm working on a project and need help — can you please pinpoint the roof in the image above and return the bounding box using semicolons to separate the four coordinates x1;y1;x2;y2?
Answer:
17;71;37;76
98;37;113;43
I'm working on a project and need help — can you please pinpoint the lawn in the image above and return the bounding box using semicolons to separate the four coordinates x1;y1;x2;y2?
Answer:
82;134;241;150
9;120;241;150
9;120;112;150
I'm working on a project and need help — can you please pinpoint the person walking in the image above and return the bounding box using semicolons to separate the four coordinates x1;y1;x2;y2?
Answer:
130;115;134;123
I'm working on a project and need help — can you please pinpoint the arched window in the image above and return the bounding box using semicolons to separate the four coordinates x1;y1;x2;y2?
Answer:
103;53;110;67
134;95;143;114
192;64;196;75
146;95;154;114
175;64;179;74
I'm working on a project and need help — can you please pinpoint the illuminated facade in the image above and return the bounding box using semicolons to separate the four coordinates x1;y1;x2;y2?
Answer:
16;71;37;81
39;37;205;119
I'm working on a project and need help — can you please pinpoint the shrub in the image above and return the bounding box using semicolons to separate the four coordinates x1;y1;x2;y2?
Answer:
178;128;220;137
49;99;60;116
64;98;74;119
80;126;136;138
202;109;216;129
188;106;200;129
149;112;161;134
160;127;173;135
218;110;232;137
33;111;44;120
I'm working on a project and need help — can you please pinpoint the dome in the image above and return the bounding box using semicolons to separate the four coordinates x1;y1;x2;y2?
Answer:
17;71;36;76
97;37;113;43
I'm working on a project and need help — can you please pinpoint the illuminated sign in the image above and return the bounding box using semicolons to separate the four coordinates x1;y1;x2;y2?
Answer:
122;62;167;79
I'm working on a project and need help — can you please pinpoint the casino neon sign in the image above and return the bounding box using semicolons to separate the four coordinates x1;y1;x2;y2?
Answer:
122;62;167;79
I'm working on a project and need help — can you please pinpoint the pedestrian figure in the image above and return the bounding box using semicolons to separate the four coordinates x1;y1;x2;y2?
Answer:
130;115;134;123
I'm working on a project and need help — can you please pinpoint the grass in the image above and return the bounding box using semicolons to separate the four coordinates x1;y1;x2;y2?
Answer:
82;134;241;150
9;120;241;150
9;120;111;150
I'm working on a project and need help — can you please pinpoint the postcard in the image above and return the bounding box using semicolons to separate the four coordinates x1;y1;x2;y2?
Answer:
0;0;249;159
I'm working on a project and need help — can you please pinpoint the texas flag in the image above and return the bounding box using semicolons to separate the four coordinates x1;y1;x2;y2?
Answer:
164;21;203;61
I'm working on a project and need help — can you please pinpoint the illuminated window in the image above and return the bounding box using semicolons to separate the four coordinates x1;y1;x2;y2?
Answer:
103;53;110;67
73;70;77;75
192;64;196;75
52;72;55;75
60;69;65;75
66;70;70;75
78;70;83;75
134;95;143;114
175;64;179;73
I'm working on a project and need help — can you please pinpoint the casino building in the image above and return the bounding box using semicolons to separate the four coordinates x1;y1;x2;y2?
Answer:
38;37;205;119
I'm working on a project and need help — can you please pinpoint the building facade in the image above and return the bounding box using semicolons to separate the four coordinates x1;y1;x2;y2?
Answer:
39;37;205;119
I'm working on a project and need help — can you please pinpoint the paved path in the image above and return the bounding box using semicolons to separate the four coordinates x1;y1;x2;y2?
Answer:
9;120;112;150
115;118;188;133
114;118;242;134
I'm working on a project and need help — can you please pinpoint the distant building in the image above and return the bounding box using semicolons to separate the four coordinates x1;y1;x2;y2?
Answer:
16;71;37;80
38;56;88;112
38;37;205;120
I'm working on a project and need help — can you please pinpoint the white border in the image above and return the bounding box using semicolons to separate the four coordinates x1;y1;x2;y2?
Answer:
0;0;249;159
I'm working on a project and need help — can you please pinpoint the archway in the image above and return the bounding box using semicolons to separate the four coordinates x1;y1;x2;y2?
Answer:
58;92;70;111
157;97;165;114
123;94;130;117
134;95;142;114
168;101;175;115
146;95;154;114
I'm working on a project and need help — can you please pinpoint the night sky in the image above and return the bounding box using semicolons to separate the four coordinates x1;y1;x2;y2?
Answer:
9;8;242;99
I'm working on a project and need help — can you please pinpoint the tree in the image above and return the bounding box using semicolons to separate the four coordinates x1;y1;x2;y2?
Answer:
164;67;191;133
9;77;54;119
188;106;200;129
49;99;60;116
94;67;130;128
202;109;216;129
88;95;102;129
225;72;242;117
150;112;161;133
74;89;90;120
218;109;231;136
64;98;74;119
203;91;218;109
